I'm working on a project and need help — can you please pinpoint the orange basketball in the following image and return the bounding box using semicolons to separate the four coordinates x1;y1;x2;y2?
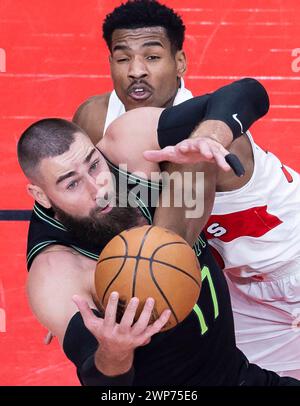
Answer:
95;225;201;330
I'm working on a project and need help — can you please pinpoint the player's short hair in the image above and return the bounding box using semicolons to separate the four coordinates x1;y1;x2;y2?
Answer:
103;0;185;54
17;118;83;180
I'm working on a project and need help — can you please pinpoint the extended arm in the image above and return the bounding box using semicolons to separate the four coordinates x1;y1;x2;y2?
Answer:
153;161;217;246
101;78;269;176
151;81;267;243
151;79;269;244
144;78;268;171
156;78;269;149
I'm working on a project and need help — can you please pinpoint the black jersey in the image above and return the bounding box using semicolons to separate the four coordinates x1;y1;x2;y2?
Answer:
26;159;246;385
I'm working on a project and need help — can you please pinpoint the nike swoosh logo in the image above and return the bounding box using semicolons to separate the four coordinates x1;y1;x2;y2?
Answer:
232;113;244;133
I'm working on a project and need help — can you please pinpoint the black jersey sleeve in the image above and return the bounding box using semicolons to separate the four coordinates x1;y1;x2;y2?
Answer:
63;311;135;386
157;78;269;149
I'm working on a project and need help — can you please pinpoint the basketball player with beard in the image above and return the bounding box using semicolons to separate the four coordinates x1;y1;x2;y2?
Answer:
18;82;299;385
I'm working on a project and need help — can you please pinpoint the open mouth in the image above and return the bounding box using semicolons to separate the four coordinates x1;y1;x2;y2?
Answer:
100;203;113;214
97;197;114;214
128;86;152;101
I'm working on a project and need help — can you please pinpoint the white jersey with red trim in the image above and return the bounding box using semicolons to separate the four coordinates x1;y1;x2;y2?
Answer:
206;131;300;279
206;133;300;375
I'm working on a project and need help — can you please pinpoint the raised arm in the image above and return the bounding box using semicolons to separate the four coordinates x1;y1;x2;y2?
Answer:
100;78;269;175
144;78;269;169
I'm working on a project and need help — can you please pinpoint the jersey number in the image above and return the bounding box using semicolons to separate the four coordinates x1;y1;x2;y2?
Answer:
193;266;219;335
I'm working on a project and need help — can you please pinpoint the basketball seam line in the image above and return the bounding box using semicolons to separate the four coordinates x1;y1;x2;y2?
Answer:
98;254;201;288
150;241;200;286
132;226;154;297
149;257;179;324
101;235;128;304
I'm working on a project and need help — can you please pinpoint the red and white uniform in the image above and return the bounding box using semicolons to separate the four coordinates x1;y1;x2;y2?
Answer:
104;86;300;376
206;132;300;375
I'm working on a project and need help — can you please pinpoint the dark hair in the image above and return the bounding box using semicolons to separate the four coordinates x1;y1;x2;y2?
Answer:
103;0;185;53
17;118;83;180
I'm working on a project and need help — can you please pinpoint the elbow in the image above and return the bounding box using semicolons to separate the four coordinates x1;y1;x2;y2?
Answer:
241;77;270;116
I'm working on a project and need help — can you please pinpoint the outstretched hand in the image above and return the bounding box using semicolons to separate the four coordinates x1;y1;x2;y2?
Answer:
144;137;245;177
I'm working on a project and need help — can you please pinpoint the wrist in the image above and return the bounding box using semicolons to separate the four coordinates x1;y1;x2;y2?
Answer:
94;346;134;377
190;119;233;147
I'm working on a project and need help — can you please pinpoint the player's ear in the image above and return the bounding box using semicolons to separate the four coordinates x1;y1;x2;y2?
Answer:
175;50;187;78
27;184;51;209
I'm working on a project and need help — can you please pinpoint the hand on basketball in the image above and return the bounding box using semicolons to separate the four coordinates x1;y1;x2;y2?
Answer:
144;137;232;170
73;292;171;355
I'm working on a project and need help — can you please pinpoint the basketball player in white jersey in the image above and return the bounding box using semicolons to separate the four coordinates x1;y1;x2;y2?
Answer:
73;1;300;378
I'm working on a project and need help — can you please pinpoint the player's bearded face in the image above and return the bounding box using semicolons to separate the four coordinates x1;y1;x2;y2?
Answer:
50;200;147;248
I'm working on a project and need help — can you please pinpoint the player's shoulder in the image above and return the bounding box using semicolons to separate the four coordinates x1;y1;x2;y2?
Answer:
27;245;96;342
29;245;86;280
73;92;111;144
74;93;111;117
27;245;95;308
